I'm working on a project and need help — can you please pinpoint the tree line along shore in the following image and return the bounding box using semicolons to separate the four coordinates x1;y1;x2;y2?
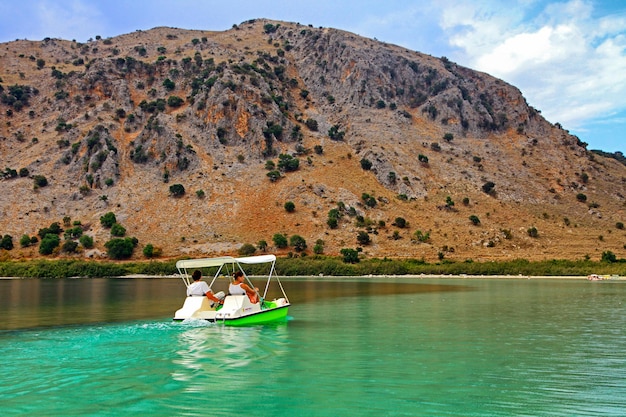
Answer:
0;256;623;278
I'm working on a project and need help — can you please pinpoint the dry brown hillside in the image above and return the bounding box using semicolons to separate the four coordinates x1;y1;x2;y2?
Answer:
1;19;625;262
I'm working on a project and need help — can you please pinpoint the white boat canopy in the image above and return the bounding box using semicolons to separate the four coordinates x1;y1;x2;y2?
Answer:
176;254;276;270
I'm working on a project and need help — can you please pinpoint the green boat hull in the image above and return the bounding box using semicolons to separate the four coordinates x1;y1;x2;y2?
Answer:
220;305;289;326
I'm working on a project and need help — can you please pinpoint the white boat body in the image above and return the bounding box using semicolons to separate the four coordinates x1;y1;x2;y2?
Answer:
173;254;290;325
174;296;220;321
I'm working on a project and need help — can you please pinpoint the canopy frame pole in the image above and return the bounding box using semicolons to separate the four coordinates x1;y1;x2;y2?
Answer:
208;264;229;289
237;263;262;303
178;267;191;288
270;261;289;303
275;276;289;304
261;259;276;299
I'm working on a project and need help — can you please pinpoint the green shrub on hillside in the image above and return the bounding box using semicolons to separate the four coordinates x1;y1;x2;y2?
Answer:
100;212;116;228
167;95;184;107
142;244;160;258
290;235;307;252
482;181;496;195
267;170;281;182
79;235;94;249
362;193;377;208
105;237;137;259
111;223;126;237
601;251;616;263
305;118;318;131
38;222;63;238
0;234;13;250
238;243;256;256
162;78;175;90
328;124;345;141
169;184;185;197
64;226;83;240
327;208;342;229
284;201;295;212
393;217;407;228
62;240;78;253
277;154;299;172
340;248;359;263
20;234;32;248
414;230;430;243
357;231;371;245
39;234;60;255
33;175;48;188
313;239;324;255
272;233;288;249
327;216;338;229
263;122;283;140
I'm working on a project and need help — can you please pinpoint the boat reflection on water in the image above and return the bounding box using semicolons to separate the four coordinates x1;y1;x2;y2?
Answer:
172;320;290;391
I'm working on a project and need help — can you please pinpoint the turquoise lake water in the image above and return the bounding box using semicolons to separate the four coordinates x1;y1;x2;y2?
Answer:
1;277;625;416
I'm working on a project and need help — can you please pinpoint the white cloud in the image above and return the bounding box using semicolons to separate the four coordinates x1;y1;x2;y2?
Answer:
35;0;104;41
475;25;575;73
438;0;626;130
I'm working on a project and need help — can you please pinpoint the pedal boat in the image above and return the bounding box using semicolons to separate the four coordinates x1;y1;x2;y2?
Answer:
173;254;290;326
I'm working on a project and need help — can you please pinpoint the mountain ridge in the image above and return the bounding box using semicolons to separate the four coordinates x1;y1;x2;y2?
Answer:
0;18;624;262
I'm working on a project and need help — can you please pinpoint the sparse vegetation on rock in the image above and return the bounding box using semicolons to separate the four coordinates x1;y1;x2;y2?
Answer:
0;20;623;263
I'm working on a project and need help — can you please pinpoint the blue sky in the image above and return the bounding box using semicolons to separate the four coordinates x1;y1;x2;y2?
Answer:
1;0;624;153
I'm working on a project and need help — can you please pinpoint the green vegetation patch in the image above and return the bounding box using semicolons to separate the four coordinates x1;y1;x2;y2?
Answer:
0;257;623;278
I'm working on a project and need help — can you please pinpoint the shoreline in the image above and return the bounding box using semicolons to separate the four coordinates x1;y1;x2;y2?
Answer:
1;274;622;280
280;274;624;280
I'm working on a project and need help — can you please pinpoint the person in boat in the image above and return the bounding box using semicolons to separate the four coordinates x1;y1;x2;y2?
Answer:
229;271;259;304
188;270;224;305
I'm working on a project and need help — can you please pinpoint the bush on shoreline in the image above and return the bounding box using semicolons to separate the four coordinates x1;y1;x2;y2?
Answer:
0;259;176;278
0;257;623;278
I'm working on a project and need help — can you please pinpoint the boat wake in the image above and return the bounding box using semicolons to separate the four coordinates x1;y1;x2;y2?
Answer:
178;318;215;327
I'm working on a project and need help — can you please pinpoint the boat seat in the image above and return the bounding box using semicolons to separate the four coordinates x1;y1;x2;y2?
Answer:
174;296;215;320
215;295;261;320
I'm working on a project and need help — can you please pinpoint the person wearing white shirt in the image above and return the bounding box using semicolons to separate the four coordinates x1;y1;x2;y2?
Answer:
187;269;224;306
228;271;259;304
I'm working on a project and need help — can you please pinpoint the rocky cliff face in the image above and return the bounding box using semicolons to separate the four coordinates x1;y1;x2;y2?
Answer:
0;19;624;262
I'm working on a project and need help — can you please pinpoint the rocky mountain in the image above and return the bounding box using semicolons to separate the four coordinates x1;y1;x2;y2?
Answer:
1;19;625;262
